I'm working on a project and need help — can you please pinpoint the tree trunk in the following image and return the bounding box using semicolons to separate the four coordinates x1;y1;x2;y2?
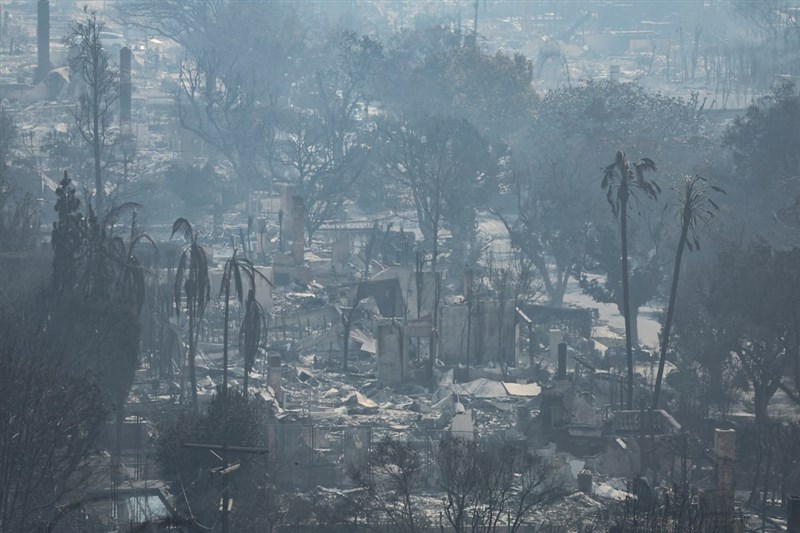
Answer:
188;309;198;414
342;315;351;372
222;280;230;398
653;219;689;408
94;143;103;215
621;193;634;409
629;306;640;350
754;386;770;428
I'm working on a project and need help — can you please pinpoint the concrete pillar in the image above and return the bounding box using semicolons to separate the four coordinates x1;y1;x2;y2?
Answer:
291;195;305;265
549;329;562;361
179;127;193;162
578;470;593;494
376;320;406;385
281;184;296;235
789;494;800;533
557;342;567;380
609;64;620;83
35;0;50;83
119;46;132;127
267;354;283;405
714;428;735;502
332;234;351;264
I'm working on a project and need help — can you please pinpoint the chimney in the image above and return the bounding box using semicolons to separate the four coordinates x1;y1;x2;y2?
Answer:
119;46;132;127
609;64;620;83
557;342;567;380
281;184;296;235
35;0;50;83
578;470;593;494
549;329;562;361
714;428;735;504
291;195;305;265
788;494;800;533
267;354;283;405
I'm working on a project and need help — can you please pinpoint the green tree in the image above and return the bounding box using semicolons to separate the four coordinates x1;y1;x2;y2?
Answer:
652;175;724;409
722;81;800;244
675;241;800;427
171;217;211;414
601;151;659;409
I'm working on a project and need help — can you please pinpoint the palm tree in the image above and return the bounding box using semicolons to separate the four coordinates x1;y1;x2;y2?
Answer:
171;218;210;414
652;175;724;409
602;151;659;409
219;249;271;398
240;286;267;396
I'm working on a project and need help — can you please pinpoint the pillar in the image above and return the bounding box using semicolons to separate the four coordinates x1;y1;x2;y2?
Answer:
609;64;620;83
714;428;735;503
557;342;567;380
291;195;305;265
35;0;50;83
549;329;561;361
788;494;800;533
377;320;406;385
281;184;296;235
267;354;283;405
578;470;593;494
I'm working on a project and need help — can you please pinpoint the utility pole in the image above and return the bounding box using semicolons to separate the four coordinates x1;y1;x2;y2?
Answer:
183;442;269;533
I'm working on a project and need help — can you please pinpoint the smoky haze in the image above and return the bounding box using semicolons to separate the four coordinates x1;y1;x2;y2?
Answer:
1;1;799;531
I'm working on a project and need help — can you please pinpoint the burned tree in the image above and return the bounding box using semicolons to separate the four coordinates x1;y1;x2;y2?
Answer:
652;175;724;409
435;436;564;533
68;9;118;215
600;151;659;409
497;161;592;307
171;218;211;414
355;438;430;533
0;301;107;532
218;249;269;396
381;116;497;273
276;32;381;243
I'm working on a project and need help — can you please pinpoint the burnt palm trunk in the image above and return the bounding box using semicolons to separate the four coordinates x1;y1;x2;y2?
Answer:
652;214;690;409
620;191;634;409
243;363;249;396
222;280;230;397
188;305;198;414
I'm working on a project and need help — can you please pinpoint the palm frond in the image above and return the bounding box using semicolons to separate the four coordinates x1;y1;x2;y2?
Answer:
240;288;265;375
232;261;244;303
171;217;194;242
